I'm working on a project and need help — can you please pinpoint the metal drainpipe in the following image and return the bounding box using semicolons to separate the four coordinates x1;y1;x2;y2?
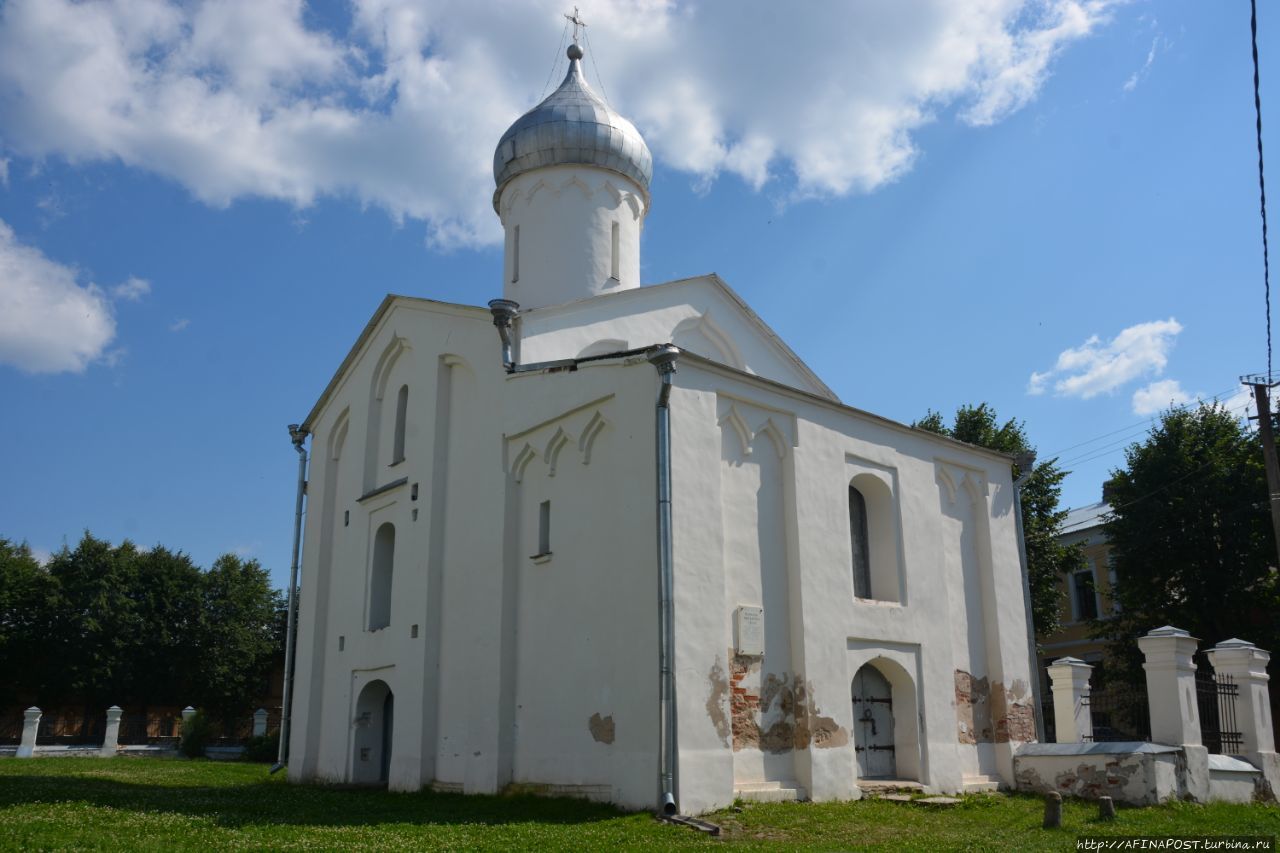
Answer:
485;298;682;814
647;344;680;816
272;423;309;773
1011;451;1044;742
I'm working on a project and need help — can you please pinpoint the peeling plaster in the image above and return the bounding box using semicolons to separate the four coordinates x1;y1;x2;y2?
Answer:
957;670;1034;744
729;652;848;753
588;713;615;745
706;658;731;747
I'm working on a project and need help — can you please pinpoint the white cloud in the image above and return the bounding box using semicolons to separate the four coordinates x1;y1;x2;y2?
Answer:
1122;36;1159;93
1131;378;1192;416
111;275;150;301
1028;318;1183;399
0;219;117;373
0;157;8;188
0;0;1120;248
169;318;190;332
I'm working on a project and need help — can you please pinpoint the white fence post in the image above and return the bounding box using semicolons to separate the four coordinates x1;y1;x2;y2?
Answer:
252;709;268;738
1137;625;1208;801
16;707;41;758
100;706;123;757
1206;638;1280;794
1047;657;1093;743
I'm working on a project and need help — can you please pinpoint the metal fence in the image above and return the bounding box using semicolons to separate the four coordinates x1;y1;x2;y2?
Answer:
0;716;22;745
117;713;180;746
1082;684;1151;742
1196;671;1243;755
35;712;106;746
1040;697;1056;743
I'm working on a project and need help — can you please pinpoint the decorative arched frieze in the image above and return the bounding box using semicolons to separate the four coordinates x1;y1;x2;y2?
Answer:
756;418;788;460
544;427;571;478
935;464;959;505
602;180;643;220
719;405;754;459
560;174;592;200
511;443;539;484
579;411;609;466
371;336;411;402
327;408;350;462
673;311;745;370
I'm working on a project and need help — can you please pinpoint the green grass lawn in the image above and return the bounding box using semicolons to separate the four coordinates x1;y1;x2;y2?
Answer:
0;757;1275;850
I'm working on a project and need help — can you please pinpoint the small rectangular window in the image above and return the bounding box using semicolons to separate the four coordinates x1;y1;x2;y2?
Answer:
511;225;520;284
538;500;551;556
1073;571;1098;621
338;635;345;652
344;510;349;527
610;221;620;281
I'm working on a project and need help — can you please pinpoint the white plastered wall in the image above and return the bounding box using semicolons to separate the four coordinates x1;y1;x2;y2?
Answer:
669;359;1035;814
497;165;647;310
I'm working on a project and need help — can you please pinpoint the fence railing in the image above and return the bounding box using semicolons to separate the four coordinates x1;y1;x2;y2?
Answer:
117;713;180;746
0;716;23;745
1082;685;1151;743
35;712;106;746
1195;671;1243;755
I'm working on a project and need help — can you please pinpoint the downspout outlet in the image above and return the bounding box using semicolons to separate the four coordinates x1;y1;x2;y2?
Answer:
488;298;520;370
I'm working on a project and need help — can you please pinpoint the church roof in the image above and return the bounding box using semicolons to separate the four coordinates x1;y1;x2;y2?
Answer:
493;42;652;210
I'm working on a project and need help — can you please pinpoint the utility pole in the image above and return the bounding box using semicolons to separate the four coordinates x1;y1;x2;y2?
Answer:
1242;374;1280;566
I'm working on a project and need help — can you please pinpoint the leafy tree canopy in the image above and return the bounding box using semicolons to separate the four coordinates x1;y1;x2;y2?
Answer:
1102;403;1278;676
0;532;283;718
915;403;1085;639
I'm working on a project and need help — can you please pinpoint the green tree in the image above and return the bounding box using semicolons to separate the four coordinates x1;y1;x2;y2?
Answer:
0;539;60;706
915;403;1085;639
1101;403;1278;677
194;555;284;722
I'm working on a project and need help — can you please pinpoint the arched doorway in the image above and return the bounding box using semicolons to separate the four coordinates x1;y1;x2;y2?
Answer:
353;680;394;785
851;658;922;783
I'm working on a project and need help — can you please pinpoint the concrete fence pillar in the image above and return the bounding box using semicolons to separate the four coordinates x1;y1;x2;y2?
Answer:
1138;626;1208;802
1047;657;1093;743
16;706;41;758
100;706;123;757
181;706;196;732
253;709;268;738
1205;638;1280;794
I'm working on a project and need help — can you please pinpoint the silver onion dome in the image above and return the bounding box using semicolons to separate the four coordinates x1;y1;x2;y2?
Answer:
493;43;652;210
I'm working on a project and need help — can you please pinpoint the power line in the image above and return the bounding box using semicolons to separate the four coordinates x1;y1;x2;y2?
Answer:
1047;384;1246;462
1251;0;1272;383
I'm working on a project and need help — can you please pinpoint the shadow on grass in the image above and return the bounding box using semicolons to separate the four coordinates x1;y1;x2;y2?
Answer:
0;772;634;831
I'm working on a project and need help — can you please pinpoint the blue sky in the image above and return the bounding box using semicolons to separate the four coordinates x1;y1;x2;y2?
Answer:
0;0;1270;588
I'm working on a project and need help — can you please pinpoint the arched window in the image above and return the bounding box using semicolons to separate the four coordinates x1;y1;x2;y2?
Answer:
849;486;871;598
392;385;408;465
369;522;395;630
849;472;904;603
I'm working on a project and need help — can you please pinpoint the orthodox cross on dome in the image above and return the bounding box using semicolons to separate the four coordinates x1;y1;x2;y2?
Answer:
565;7;587;45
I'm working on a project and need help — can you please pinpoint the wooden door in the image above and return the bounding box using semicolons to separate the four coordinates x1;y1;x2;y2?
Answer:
853;666;896;779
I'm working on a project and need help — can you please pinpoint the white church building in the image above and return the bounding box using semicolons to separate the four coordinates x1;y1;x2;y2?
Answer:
286;35;1038;815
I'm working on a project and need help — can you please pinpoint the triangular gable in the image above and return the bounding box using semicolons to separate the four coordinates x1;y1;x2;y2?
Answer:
516;273;839;401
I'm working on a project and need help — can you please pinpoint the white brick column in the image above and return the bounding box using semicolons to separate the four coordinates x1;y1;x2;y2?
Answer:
1138;626;1208;802
1137;626;1202;746
16;707;41;758
1047;657;1093;743
181;706;196;728
253;709;268;738
1206;638;1280;795
100;706;123;757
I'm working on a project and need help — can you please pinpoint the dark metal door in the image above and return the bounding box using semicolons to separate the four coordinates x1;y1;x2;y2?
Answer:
853;666;896;779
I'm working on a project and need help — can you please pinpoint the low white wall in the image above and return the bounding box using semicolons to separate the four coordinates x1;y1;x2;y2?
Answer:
1013;743;1181;805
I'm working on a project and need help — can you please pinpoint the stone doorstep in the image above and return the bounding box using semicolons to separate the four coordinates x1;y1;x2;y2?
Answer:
962;774;1001;793
859;779;926;797
734;780;808;803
